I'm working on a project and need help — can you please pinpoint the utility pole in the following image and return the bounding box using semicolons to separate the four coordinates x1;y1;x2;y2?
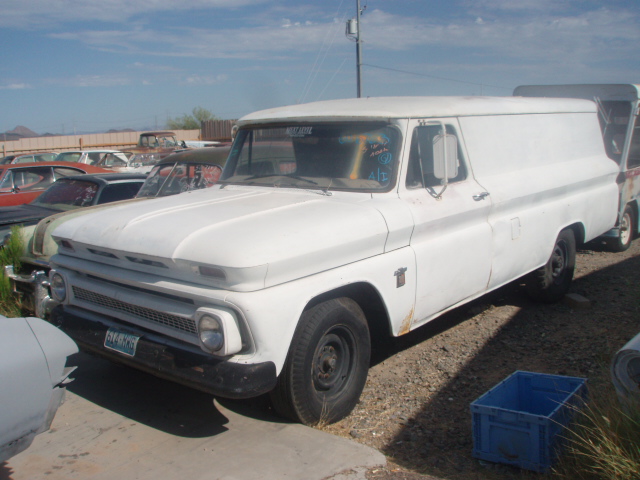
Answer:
346;0;365;98
356;0;363;98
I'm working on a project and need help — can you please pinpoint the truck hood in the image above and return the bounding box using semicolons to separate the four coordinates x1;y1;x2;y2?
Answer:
52;187;390;290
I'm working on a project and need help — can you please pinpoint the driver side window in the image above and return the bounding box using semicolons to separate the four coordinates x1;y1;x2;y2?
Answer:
406;125;467;189
0;171;14;192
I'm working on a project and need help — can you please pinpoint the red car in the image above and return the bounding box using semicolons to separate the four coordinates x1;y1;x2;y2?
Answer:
0;162;110;206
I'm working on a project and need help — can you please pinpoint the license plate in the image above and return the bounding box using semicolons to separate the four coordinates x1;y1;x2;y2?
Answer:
104;328;140;357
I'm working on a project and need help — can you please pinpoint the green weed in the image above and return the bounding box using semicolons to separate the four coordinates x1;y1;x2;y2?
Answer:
0;225;24;317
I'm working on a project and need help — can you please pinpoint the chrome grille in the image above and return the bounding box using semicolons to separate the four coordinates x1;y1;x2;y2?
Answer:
72;286;197;334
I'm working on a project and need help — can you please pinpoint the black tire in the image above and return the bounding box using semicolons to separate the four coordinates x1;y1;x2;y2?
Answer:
525;229;576;303
270;297;370;425
607;205;635;252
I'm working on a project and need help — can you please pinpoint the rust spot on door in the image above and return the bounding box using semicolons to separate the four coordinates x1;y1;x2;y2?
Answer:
398;307;414;336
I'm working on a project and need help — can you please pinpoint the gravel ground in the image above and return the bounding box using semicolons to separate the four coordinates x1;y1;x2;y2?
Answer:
319;238;640;480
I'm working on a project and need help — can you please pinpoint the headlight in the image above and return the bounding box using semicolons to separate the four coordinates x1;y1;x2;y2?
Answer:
195;308;243;356
50;272;67;302
198;315;224;352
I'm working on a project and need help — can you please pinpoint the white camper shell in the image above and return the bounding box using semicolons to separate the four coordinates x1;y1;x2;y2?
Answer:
47;96;619;425
514;84;640;251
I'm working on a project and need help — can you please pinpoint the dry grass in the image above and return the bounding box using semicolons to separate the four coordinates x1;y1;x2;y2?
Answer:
554;383;640;480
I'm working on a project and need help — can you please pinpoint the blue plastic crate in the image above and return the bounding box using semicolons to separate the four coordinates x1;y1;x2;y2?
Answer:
470;371;587;472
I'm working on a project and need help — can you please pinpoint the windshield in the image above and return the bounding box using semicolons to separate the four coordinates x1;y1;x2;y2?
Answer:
31;179;98;210
158;136;178;147
137;162;223;197
140;135;179;148
55;152;82;163
221;122;400;192
129;153;162;166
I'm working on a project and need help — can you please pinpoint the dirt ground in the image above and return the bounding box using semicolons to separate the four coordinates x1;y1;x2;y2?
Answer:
319;238;640;480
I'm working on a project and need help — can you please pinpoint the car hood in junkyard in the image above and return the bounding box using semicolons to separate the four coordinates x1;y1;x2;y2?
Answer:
52;187;390;289
0;204;61;227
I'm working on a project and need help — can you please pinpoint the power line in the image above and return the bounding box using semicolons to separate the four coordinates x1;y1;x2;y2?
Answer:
361;63;512;92
318;57;348;101
300;0;348;103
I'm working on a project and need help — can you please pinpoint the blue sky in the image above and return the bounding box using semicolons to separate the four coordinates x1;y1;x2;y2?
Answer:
1;0;639;134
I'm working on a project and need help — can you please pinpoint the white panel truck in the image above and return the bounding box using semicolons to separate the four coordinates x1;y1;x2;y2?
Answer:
515;84;640;251
47;96;619;424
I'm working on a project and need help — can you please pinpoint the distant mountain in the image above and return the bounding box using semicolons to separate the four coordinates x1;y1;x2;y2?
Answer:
2;125;156;140
6;125;38;137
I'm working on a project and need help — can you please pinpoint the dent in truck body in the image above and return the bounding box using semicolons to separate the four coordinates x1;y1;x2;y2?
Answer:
48;96;619;421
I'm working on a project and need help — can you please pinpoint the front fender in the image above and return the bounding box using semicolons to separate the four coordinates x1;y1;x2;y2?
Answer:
226;246;417;373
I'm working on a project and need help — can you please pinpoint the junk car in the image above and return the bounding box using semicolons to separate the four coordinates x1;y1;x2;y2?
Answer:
8;149;228;318
0;316;77;462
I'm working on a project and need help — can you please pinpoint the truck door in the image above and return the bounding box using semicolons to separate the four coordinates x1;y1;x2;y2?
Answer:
400;120;493;326
620;112;640;239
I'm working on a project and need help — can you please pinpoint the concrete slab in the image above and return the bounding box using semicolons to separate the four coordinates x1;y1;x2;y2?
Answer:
1;353;384;480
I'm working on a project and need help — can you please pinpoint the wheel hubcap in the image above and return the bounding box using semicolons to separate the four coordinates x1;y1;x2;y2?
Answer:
620;212;631;245
313;329;354;393
551;241;567;280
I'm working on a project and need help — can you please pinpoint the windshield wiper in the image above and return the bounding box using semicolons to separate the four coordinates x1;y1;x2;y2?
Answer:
276;175;318;186
243;174;319;186
244;173;281;181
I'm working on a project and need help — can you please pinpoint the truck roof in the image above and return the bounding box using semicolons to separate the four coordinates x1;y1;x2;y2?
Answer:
514;84;640;102
238;96;598;125
140;131;176;137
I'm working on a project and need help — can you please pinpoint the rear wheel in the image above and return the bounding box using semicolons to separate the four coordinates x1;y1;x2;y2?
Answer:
607;205;635;252
270;297;370;425
525;229;576;303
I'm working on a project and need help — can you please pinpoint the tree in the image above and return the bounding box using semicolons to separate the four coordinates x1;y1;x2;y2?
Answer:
167;107;218;130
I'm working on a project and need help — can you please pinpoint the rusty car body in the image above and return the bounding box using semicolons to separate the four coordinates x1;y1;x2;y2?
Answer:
0;162;109;207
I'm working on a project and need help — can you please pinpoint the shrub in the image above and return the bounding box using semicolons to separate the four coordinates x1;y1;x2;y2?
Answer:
0;225;24;317
554;383;640;479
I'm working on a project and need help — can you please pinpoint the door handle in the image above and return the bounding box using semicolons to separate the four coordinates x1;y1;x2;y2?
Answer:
473;192;490;201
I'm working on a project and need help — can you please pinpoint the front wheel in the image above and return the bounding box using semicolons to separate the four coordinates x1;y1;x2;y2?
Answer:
270;297;370;425
607;205;635;252
525;229;576;303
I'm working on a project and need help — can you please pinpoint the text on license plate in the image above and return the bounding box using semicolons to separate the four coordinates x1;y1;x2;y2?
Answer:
104;328;140;356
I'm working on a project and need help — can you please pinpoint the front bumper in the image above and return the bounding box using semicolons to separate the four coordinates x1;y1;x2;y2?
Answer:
49;305;277;399
5;265;58;318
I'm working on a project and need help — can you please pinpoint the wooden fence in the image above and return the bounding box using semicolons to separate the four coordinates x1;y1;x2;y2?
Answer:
201;119;237;141
0;130;202;156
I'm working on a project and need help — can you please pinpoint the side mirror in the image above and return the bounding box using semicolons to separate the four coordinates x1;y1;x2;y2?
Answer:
433;134;458;180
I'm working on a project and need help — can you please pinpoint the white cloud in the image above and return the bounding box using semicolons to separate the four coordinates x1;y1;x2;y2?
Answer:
0;83;29;90
0;0;268;27
358;6;640;65
49;17;349;60
37;2;638;76
132;62;181;72
183;74;228;85
48;75;132;87
465;0;569;13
